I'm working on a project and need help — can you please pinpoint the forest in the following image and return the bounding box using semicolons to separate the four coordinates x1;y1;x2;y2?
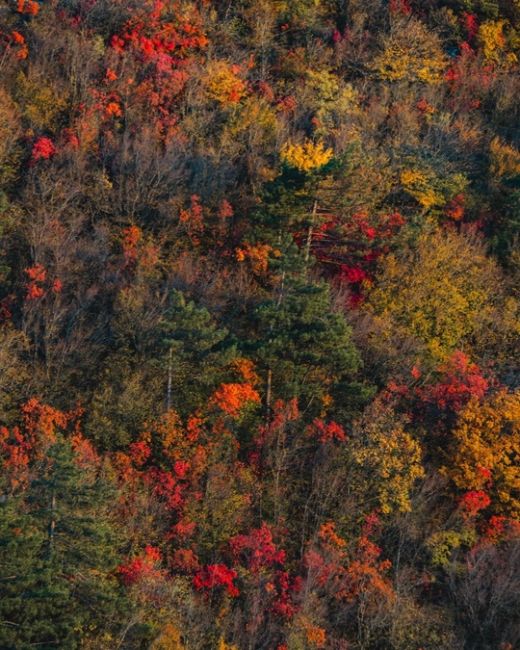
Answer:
0;0;519;648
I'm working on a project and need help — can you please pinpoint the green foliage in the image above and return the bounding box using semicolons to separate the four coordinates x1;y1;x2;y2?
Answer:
251;274;360;408
0;439;127;648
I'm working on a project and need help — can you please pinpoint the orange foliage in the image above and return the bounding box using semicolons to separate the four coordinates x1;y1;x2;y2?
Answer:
231;358;260;385
17;0;39;16
212;383;261;418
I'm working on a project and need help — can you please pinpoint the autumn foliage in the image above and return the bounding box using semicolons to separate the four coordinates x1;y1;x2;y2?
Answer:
0;0;519;648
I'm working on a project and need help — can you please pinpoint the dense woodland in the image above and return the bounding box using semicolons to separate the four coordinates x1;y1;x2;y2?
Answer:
0;0;519;648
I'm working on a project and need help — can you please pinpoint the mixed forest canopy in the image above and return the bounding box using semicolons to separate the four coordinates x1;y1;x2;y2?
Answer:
0;0;519;648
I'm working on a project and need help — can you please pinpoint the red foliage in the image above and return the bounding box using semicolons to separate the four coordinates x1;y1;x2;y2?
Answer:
128;440;151;466
218;199;234;219
169;517;196;539
460;491;492;519
307;418;347;444
179;195;205;243
339;265;368;284
230;523;286;572
1;400;86;490
4;30;29;59
270;570;300;618
419;351;488;412
276;95;297;114
118;545;163;586
193;563;240;597
106;2;208;140
459;490;491;518
309;210;405;307
483;516;520;543
463;13;479;41
144;467;184;511
417;98;434;114
25;264;46;283
70;432;99;468
30;137;56;164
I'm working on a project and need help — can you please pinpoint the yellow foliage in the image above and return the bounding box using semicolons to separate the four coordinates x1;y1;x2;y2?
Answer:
352;403;424;514
205;61;247;106
400;168;444;209
229;97;277;138
445;390;520;517
490;137;520;179
365;229;515;361
305;69;340;103
477;20;506;62
16;73;68;131
151;623;185;650
372;20;447;84
281;140;333;173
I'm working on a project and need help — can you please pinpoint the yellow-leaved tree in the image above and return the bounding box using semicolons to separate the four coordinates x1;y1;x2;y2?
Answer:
444;390;520;518
371;18;447;84
364;229;520;363
351;400;424;515
281;139;333;173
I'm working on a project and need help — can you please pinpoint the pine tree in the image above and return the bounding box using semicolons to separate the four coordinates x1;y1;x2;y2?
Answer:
0;438;127;649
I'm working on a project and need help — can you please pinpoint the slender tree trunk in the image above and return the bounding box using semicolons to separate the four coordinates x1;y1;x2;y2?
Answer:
265;368;272;415
305;200;318;263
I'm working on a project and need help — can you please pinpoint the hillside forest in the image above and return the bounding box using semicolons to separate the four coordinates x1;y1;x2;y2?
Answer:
0;0;519;648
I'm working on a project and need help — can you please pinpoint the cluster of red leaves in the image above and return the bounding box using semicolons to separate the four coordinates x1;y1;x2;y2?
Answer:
230;523;286;572
24;264;62;300
30;137;56;164
122;225;142;265
0;425;30;491
310;210;405;307
118;545;164;586
110;6;208;62
105;2;207;139
307;418;347;444
483;515;520;543
120;225;160;273
463;13;479;42
128;439;152;466
269;570;302;618
144;467;185;511
387;351;489;418
419;351;489;412
445;42;496;100
459;490;491;518
193;563;239;597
